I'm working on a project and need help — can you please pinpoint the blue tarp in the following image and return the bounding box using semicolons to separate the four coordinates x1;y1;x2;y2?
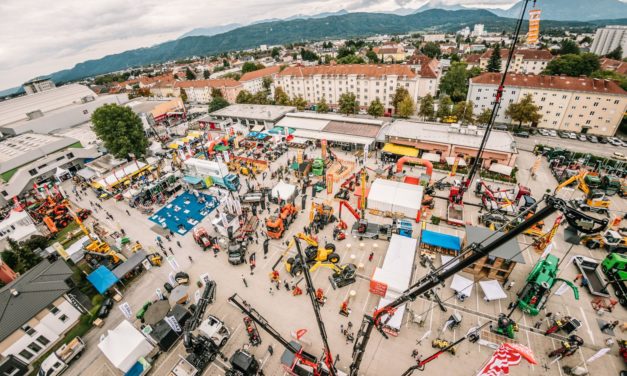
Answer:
148;192;218;235
183;175;203;185
420;230;462;252
87;266;119;294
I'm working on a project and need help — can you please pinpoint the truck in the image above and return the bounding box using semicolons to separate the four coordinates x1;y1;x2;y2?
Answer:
312;158;325;176
183;158;240;191
351;219;392;240
225;349;260;376
601;253;627;306
198;315;231;348
39;337;85;376
573;256;610;297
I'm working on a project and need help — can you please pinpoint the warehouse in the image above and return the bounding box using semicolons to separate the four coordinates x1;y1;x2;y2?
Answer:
204;104;296;132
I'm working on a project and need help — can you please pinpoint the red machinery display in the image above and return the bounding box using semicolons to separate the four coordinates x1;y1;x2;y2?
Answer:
193;226;213;250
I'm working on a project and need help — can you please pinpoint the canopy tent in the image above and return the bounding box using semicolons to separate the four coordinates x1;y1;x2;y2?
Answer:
183;175;203;185
421;152;441;162
112;250;148;279
488;163;514;176
271;181;297;202
87;266;119;294
76;167;96;180
214;144;230;152
450;274;473;298
143;300;171;326
479;280;508;301
251;125;264;132
376;297;407;333
287;137;308;145
268;126;295;135
367;179;423;220
292;129;374;146
445;157;467;166
440;255;460;272
54;167;71;178
420;230;462;254
98;320;154;373
382;143;418;157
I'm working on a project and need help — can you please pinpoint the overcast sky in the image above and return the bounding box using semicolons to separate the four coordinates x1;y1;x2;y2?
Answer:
0;0;520;90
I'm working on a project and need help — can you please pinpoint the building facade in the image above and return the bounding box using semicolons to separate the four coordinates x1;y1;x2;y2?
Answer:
174;79;242;104
591;25;627;59
373;45;406;62
468;73;627;136
479;49;553;74
22;78;56;95
275;64;437;114
239;65;280;94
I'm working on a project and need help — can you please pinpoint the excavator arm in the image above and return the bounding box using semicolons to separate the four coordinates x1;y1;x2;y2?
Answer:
555;279;579;300
554;171;587;194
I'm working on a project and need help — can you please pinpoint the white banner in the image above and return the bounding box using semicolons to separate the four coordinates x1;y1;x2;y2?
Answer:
222;151;230;163
156;288;163;300
363;144;369;165
119;302;133;320
586;347;611;363
221;212;229;228
554;282;570;296
539;242;554;260
167;256;180;271
164;315;182;333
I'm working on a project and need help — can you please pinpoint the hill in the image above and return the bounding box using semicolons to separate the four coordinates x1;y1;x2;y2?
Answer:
489;0;627;21
47;9;606;84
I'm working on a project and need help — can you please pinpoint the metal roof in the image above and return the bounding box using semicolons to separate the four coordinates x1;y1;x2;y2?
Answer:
210;104;296;121
113;250;148;279
0;259;73;341
465;226;525;264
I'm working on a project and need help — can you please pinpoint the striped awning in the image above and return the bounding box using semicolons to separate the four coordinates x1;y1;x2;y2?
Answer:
382;143;419;157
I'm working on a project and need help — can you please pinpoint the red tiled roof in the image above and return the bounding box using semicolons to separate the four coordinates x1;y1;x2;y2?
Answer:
464;54;481;63
480;49;553;61
278;64;417;78
374;45;404;54
600;58;627;75
471;73;627;95
406;54;431;66
419;64;437;79
239;65;281;82
174;79;241;88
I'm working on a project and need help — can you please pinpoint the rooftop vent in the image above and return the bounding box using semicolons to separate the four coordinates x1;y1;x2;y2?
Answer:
10;289;19;297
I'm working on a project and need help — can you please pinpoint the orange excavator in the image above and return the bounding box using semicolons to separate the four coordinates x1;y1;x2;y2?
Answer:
266;203;298;239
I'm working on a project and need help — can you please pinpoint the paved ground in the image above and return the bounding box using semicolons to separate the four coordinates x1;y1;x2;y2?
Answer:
514;133;627;158
60;144;627;376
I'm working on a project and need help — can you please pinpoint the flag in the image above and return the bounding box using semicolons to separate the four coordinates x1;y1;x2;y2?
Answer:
477;343;536;376
586;347;611;363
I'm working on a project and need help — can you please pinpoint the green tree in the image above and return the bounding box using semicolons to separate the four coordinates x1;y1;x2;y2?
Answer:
252;91;269;105
505;93;542;129
392;87;410;113
273;86;290;105
236;90;254;104
91;103;149;159
367;98;385;118
300;48;319;61
558;39;580;55
396;96;415;118
211;88;223;98
338;92;358;115
262;77;273;92
436;95;453;120
452;101;475;124
223;59;230;67
271;47;281;59
366;50;379;63
242;62;264;74
439;62;472;102
203;70;210;79
418;94;435;120
544;53;600;77
316;97;330;113
21;235;48;253
606;46;623;60
208;96;230;112
337;47;355;59
337;55;365;64
291;95;307;111
476;108;493;125
179;88;188;102
421;42;441;59
185;67;195;80
2;238;42;274
591;70;627;91
486;45;502;73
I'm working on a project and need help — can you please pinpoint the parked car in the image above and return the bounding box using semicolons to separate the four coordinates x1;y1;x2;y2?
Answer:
614;152;627;161
514;131;530;138
558;131;569;138
548;130;558;137
494;124;509;131
538;129;550;136
578;134;587;141
588;135;599;143
599;136;609;144
97;298;114;318
568;132;577;139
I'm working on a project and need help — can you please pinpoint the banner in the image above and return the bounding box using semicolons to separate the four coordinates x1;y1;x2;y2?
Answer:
297;150;303;165
119;302;133;320
326;173;333;194
223;151;230;163
586;347;611;363
321;139;327;159
477;343;536;376
167;256;180;271
164;315;182;333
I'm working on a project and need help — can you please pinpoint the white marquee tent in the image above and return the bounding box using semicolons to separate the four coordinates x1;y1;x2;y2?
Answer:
98;320;154;373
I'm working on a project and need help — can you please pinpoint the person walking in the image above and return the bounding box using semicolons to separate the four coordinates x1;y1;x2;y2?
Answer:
126;209;131;216
284;280;290;291
176;241;182;248
368;251;374;262
168;247;173;254
242;275;248;288
534;320;543;329
188;256;193;263
506;281;515;291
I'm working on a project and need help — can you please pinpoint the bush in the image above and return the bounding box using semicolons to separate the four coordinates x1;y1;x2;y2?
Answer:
431;216;441;225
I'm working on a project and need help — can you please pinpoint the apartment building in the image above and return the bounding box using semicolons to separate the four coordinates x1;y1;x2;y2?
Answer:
468;73;627;136
0;259;81;370
22;78;56;95
275;64;437;114
479;49;553;74
174;79;242;104
239;65;281;94
372;45;406;62
591;26;627;58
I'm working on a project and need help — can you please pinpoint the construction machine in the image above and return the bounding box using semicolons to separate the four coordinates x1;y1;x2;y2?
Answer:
146;253;163;266
532;215;562;251
312;158;325;176
581;229;627;253
182;281;220;373
601;253;627;306
554;170;610;215
193;226;213;250
266;203;298;239
517;254;579;316
310;202;336;231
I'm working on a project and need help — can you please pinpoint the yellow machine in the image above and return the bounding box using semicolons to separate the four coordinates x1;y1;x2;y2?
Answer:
284;233;341;276
309;202;336;229
533;215;563;251
146;253;163;266
554;171;610;215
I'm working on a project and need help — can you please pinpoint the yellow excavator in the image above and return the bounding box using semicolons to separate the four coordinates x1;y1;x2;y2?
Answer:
283;233;352;278
554;171;610;215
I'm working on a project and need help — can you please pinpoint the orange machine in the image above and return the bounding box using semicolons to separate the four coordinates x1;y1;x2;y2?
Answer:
193;226;213;250
266;203;298;239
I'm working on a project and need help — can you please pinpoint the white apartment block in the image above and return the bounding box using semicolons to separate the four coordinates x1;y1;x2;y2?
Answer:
468;73;627;136
591;25;627;59
174;79;242;104
239;65;280;94
275;64;437;114
472;24;485;37
23;78;56;95
479;49;553;74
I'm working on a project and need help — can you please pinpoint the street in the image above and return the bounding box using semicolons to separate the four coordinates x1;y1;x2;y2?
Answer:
514;133;627;158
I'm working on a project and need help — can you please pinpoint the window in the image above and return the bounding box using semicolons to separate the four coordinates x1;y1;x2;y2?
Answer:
28;342;42;353
22;324;36;336
18;350;34;361
28;168;37;176
66;152;74;159
48;305;59;315
36;335;50;346
59;314;68;323
1;190;7;197
575;96;580;100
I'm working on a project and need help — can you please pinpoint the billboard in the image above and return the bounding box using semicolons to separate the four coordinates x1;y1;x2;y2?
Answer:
527;9;541;45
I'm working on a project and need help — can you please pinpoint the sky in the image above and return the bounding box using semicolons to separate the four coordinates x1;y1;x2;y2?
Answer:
0;0;520;90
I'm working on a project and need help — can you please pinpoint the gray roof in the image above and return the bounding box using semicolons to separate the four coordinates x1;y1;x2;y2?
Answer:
210;104;296;122
113;250;147;279
0;259;73;341
465;226;526;264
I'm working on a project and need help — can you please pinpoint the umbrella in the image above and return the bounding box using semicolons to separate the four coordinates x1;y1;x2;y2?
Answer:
169;285;190;305
143;300;171;326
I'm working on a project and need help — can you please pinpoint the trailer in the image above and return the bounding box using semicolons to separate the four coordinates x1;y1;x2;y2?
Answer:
351;219;392;240
573;256;610;297
39;337;86;376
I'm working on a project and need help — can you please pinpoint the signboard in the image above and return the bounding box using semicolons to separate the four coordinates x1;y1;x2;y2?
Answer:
326;173;333;194
156;288;164;300
119;302;133;320
164;316;182;333
321;139;327;159
167;256;180;271
297;150;303;164
222;151;230;163
527;9;541;45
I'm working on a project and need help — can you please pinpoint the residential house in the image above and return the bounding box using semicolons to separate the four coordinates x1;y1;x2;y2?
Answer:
479;49;553;74
174;79;242;104
239;65;281;94
373;45;406;62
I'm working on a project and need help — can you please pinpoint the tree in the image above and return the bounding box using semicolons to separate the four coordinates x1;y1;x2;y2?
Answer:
185;67;195;80
436;95;453;120
591;69;627;91
558;39;580;55
262;77;273;92
337;47;355;59
300;48;319;62
606;46;623;60
273;87;290;105
439;62;472;102
396;96;415;119
271;47;281;59
291;95;307;111
316;97;330;113
392;87;410;113
367;98;385;118
452;101;474;124
21;235;48;253
252;91;269;105
2;238;42;274
421;42;441;59
180;88;188;103
486;45;502;73
338;92;358;115
366;50;379;63
208;97;230;112
418;94;435;120
337;55;365;64
203;70;210;79
211;88;223;98
505;93;542;129
91;104;149;159
236;90;254;104
242;62;264;74
544;53;600;77
476;108;493;125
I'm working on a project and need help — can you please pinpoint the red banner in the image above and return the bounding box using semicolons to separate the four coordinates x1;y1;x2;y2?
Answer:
477;343;536;376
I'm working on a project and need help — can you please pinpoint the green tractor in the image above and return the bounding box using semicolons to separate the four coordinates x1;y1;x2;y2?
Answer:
312;158;325;176
491;314;519;339
517;254;579;316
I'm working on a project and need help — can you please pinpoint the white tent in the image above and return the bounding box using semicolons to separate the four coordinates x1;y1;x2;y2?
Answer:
445;157;467;166
488;163;513;176
271;181;297;202
367;179;423;219
479;280;508;301
98;320;154;373
421;152;441;162
450;274;473;298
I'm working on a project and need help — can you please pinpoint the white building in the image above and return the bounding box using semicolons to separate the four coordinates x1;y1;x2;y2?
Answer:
205;104;296;131
275;64;437;115
479;49;553;74
591;25;627;58
458;27;471;38
239;65;281;94
468;73;627;136
22;78;56;95
174;79;242;104
472;24;485;37
0;211;41;250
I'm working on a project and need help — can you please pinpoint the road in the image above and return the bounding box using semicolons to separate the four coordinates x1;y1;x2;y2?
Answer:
514;133;626;158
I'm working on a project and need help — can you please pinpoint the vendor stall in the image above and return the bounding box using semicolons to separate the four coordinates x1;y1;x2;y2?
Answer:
370;235;417;299
271;181;297;203
367;179;423;221
420;230;462;256
450;274;474;301
98;320;154;373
